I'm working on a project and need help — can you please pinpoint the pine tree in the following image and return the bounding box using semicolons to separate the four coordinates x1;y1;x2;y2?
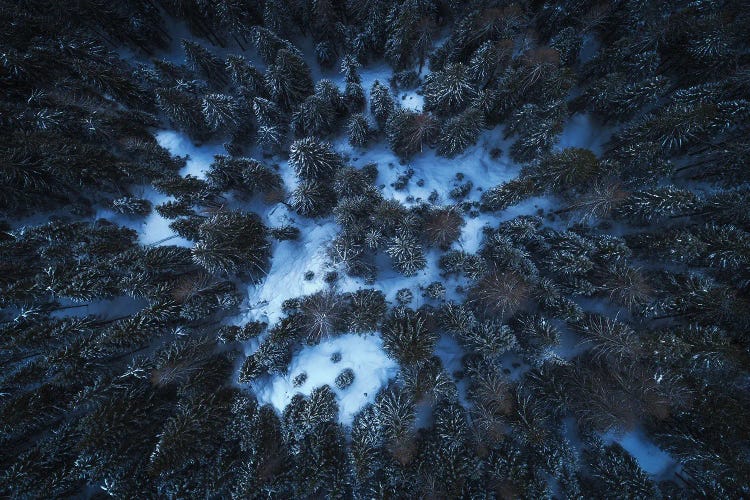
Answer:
437;107;485;157
382;308;436;367
370;80;395;128
191;211;270;277
386;109;438;160
289;137;343;181
201;93;239;132
181;40;227;88
266;49;314;109
347;113;371;147
423;63;477;115
291;180;337;218
386;230;426;276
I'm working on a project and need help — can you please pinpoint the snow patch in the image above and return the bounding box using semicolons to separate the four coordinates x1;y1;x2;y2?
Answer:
603;428;677;476
255;333;399;425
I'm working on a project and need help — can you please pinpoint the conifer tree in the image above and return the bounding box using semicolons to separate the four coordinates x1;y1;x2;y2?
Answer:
370;80;395;129
266;49;314;109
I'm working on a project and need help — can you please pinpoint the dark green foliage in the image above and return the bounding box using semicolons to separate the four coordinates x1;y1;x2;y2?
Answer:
386;230;427;276
386;109;439;160
370;80;395;128
191;211;270;278
266;48;314;109
291;179;337;218
289;137;343;181
423;63;476;115
298;291;345;344
111;196;152;216
347;113;372;147
582;440;659;498
381;309;437;366
182;40;228;88
437;107;485;157
335;368;355;389
344;289;387;332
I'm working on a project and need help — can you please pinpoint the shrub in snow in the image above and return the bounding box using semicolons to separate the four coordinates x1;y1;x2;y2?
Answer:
449;180;473;200
396;288;414;305
270;225;300;241
330;352;342;363
293;372;308;387
289;137;343;181
324;271;338;284
423;281;446;300
335;368;355;389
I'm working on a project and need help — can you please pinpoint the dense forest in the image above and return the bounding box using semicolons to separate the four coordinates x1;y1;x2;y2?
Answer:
1;0;749;498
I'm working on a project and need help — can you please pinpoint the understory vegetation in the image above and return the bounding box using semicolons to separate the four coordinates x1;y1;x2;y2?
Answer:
1;0;749;498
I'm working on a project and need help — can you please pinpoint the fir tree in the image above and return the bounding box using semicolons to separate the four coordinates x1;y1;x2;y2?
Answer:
437;107;485;157
289;137;343;181
370;80;395;128
386;109;439;160
423;63;477;115
266;49;314;109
